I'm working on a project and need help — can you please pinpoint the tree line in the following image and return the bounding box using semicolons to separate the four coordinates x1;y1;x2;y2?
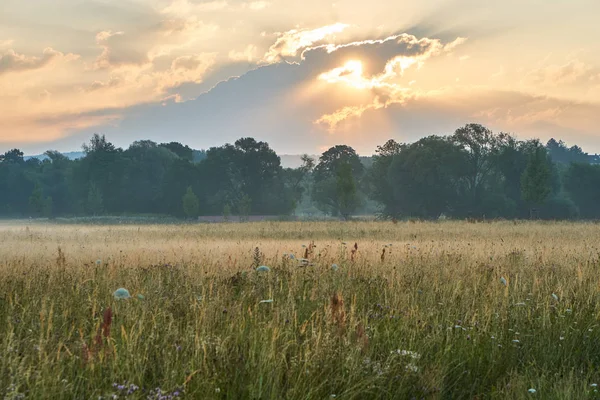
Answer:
1;124;599;220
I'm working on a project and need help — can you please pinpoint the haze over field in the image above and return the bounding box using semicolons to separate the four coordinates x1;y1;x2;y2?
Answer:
1;0;600;155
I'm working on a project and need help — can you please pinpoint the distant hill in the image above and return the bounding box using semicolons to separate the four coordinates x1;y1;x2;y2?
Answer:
24;151;85;161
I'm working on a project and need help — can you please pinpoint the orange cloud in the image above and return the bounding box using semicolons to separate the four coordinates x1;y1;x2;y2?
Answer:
0;47;79;75
263;23;349;63
313;34;466;130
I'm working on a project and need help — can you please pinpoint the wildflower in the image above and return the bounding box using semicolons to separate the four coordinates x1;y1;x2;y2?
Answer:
500;277;507;286
331;263;339;271
405;363;419;373
552;293;559;301
289;254;296;260
395;350;421;359
566;309;572;313
96;259;102;266
512;339;520;343
256;265;270;272
528;388;537;394
215;388;221;393
113;288;131;300
591;383;598;388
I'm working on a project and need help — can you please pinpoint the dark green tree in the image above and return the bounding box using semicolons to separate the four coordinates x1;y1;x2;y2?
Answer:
312;145;364;216
28;184;44;216
336;162;359;219
87;183;104;216
182;186;200;219
452;124;503;217
238;194;252;221
43;196;53;218
564;163;600;219
521;145;551;217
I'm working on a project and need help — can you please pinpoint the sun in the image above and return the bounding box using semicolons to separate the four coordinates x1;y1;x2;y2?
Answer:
318;60;368;89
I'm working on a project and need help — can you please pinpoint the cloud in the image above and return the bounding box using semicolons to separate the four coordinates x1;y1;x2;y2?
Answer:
527;59;599;86
94;30;149;69
86;76;123;92
307;33;467;129
247;1;270;10
0;39;14;49
263;23;349;63
0;47;78;75
161;0;270;16
228;45;258;62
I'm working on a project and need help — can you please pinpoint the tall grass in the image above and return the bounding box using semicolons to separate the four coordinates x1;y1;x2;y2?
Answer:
1;221;600;399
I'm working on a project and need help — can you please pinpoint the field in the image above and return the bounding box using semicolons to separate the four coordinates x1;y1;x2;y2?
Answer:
1;221;600;399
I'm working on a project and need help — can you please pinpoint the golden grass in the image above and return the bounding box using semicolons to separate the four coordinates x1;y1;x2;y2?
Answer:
1;221;600;399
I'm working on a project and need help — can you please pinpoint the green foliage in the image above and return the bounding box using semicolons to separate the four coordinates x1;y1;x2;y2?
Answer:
563;163;600;218
182;186;200;218
28;184;44;216
521;145;551;207
313;145;364;217
87;183;104;216
223;203;231;221
237;194;252;221
336;162;359;219
0;129;599;220
43;196;53;218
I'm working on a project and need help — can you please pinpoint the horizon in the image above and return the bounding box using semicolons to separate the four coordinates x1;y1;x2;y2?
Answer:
2;0;600;154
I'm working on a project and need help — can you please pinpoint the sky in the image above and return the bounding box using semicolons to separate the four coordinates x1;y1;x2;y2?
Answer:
1;0;599;155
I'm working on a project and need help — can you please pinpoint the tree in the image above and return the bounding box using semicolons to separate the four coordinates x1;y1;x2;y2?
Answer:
336;162;359;219
76;134;124;214
369;139;404;217
28;184;44;216
521;145;551;217
564;163;600;219
282;154;315;212
43;196;53;218
182;186;200;219
312;145;364;216
223;203;232;221
200;138;293;215
452;124;503;216
1;149;24;164
87;183;104;216
238;194;252;221
160;142;194;161
386;136;466;218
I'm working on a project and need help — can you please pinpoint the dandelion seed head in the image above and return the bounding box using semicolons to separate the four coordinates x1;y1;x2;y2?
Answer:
113;288;131;300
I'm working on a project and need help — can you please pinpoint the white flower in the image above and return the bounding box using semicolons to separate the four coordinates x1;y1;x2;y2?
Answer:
500;277;507;286
394;350;421;359
552;293;559;301
528;388;536;394
405;363;419;373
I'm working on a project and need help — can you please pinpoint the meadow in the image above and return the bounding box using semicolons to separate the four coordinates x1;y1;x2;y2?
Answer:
1;220;600;399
